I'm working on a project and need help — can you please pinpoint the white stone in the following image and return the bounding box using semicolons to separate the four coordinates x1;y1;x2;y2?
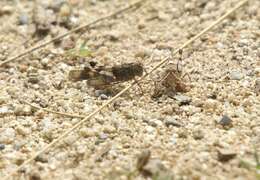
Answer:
0;128;16;143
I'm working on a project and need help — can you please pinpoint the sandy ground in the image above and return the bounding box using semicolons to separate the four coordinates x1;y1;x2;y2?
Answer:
0;0;259;179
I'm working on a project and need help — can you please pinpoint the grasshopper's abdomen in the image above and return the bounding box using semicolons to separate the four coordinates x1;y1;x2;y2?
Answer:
112;63;143;82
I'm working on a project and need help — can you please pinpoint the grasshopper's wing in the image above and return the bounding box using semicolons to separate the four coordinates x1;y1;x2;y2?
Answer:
68;69;85;81
68;67;98;81
87;71;115;88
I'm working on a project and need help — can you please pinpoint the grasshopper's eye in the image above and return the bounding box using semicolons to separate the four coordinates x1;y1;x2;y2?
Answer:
89;61;97;67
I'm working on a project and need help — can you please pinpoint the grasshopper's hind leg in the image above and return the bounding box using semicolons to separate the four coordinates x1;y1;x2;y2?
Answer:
133;78;144;95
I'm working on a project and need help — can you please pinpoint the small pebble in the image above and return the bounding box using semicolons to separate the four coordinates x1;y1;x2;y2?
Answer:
161;105;174;115
217;148;237;162
142;158;172;178
142;159;165;174
48;0;66;12
0;144;5;150
59;3;71;18
96;46;108;56
137;22;146;29
148;35;159;44
192;129;204;140
171;8;181;18
0;6;13;16
41;117;54;130
15;153;26;165
0;128;16;144
170;134;178;145
61;37;75;50
14;105;32;116
238;39;249;47
29;171;41;180
58;62;69;72
28;74;39;84
79;128;96;137
178;129;188;138
255;68;260;76
16;126;31;136
99;133;108;140
103;125;116;134
64;135;78;145
164;118;181;127
41;58;50;66
192;98;204;107
218;115;232;126
33;7;54;36
205;2;216;11
255;78;260;94
18;13;29;25
104;31;120;41
0;96;9;105
184;2;195;11
158;11;169;21
229;70;244;80
174;95;191;106
35;154;48;163
136;150;151;170
96;133;108;145
207;93;217;99
13;141;26;151
0;106;10;115
145;126;155;134
99;94;108;100
203;99;219;111
18;64;28;73
52;78;64;90
135;48;151;58
94;90;107;97
146;119;163;127
70;0;80;6
156;43;173;50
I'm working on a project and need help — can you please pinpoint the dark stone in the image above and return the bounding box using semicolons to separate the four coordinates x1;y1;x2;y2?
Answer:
192;129;204;140
217;149;237;162
0;144;5;150
219;115;232;126
35;154;48;163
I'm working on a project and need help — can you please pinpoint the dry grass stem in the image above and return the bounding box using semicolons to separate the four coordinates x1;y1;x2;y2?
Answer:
3;0;249;179
22;100;85;119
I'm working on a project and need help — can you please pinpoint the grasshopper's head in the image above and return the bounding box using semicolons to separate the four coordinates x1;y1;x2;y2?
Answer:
133;63;144;77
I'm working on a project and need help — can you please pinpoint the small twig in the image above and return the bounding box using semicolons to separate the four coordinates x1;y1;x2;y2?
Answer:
0;0;147;67
23;100;85;119
3;0;249;179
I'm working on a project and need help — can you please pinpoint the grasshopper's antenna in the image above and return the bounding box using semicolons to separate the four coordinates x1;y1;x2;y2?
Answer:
176;49;183;73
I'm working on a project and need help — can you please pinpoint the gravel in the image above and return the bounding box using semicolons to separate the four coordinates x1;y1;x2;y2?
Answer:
0;0;259;179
